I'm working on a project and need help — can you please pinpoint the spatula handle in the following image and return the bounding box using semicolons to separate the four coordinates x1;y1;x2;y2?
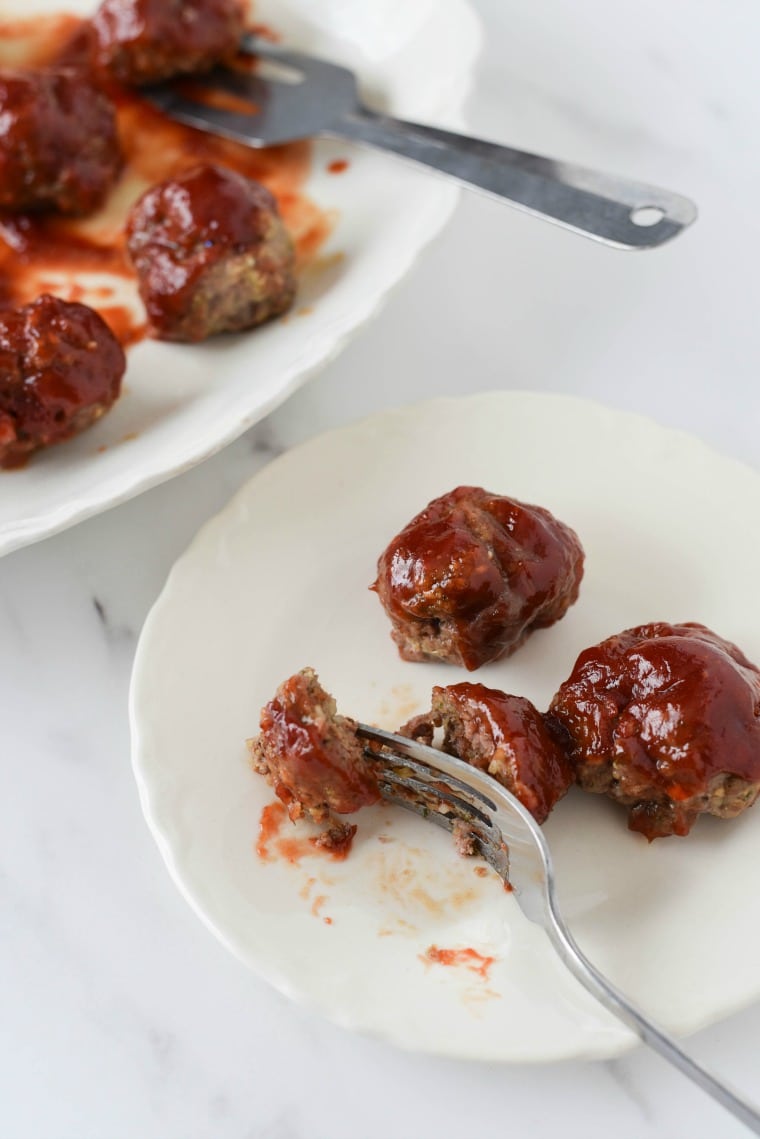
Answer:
335;106;696;249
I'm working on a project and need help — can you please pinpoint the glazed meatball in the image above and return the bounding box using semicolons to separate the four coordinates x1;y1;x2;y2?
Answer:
0;68;121;216
92;0;245;86
373;487;585;671
248;669;381;849
403;683;573;824
550;622;760;840
126;164;296;342
0;295;126;468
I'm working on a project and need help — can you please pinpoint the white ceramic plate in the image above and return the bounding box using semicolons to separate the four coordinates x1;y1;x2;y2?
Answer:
0;0;479;557
130;392;760;1062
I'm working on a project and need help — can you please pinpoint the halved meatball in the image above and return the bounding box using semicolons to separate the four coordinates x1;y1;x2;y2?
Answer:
248;669;381;849
0;296;126;468
126;163;296;342
373;486;585;671
550;622;760;839
403;682;573;824
92;0;245;86
0;68;121;216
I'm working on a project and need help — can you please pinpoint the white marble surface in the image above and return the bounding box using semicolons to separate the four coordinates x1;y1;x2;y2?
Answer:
2;0;760;1135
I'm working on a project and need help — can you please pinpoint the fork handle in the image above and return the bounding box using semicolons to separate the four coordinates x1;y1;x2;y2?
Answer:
545;907;760;1133
333;106;696;250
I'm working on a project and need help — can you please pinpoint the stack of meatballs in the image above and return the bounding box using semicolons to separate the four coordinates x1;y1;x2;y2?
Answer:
250;486;760;846
0;0;296;467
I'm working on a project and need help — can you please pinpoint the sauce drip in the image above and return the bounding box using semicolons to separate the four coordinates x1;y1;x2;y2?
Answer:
256;802;353;865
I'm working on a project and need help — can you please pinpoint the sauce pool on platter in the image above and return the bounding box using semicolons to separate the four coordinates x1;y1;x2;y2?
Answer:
0;6;332;464
0;10;328;331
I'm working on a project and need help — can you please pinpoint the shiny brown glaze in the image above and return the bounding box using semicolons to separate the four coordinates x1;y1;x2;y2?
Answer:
126;163;297;341
0;295;125;467
550;622;760;839
248;669;380;821
404;682;573;824
373;486;585;670
0;16;327;350
0;67;121;215
92;0;245;86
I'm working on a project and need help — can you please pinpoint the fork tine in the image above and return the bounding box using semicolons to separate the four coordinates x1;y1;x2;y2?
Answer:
372;762;493;828
364;747;498;821
360;730;512;881
356;722;561;902
358;724;499;812
374;774;510;879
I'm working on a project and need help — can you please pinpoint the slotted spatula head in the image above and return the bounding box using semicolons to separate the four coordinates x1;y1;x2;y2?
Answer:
145;37;358;146
144;35;697;250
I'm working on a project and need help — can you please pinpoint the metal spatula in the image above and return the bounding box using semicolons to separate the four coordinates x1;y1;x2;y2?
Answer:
146;36;697;250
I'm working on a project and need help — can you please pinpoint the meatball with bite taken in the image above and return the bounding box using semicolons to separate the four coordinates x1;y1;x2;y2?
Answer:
373;486;585;671
0;295;126;468
126;163;296;342
550;622;760;840
248;669;381;851
403;683;573;824
92;0;245;86
0;67;121;216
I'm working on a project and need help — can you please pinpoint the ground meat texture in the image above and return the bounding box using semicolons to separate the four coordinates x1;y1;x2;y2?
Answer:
0;295;126;468
550;622;760;840
248;669;381;825
126;164;296;342
373;486;585;670
0;68;121;216
92;0;245;86
402;683;573;824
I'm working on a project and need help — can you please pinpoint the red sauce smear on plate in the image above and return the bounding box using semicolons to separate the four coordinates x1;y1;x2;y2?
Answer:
327;158;349;174
421;945;496;981
310;893;327;917
256;802;353;865
0;14;331;347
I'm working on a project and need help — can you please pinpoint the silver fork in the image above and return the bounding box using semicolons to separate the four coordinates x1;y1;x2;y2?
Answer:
357;723;760;1135
145;36;697;250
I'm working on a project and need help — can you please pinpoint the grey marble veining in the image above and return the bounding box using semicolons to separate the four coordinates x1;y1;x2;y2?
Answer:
2;1;760;1136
